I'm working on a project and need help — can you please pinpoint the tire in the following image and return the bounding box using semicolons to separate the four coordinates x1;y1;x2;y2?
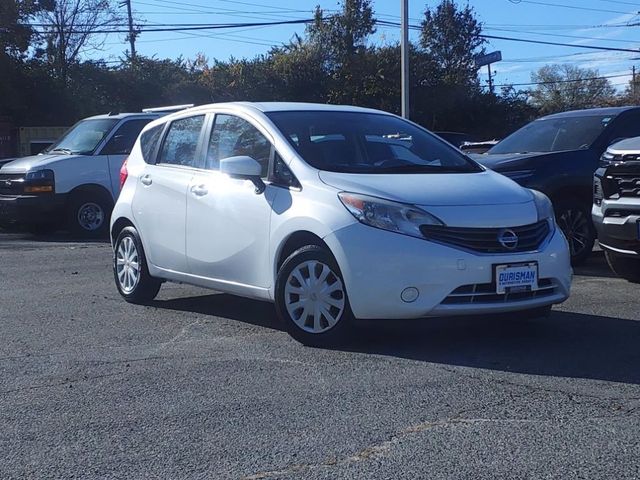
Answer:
113;226;161;303
605;250;640;283
275;245;354;347
555;201;595;266
67;191;112;238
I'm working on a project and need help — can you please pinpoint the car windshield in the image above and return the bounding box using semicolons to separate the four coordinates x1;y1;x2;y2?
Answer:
266;111;482;174
488;114;615;155
44;118;119;155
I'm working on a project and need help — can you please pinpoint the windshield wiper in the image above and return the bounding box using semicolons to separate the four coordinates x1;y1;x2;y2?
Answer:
374;164;475;173
49;148;73;155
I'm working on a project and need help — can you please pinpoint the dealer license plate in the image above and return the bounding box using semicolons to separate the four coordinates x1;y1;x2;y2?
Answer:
495;263;538;294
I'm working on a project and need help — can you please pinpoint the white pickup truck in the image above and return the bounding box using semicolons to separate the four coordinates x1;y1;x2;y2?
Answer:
0;105;191;237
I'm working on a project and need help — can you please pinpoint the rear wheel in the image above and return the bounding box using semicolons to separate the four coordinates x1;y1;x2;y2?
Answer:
275;245;354;347
605;250;640;283
113;226;161;303
555;201;595;266
67;191;112;238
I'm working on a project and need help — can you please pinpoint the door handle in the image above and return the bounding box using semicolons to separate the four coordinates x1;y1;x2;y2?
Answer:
140;174;152;186
190;184;208;197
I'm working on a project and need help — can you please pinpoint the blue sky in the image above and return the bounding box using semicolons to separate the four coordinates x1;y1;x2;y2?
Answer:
97;0;640;90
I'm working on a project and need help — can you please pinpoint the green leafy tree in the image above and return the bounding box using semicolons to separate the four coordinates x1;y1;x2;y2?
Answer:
530;64;617;114
305;0;376;104
419;0;486;87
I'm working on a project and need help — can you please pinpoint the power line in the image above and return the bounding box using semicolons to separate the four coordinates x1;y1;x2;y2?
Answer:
29;18;313;35
506;0;638;15
487;72;630;88
377;19;640;54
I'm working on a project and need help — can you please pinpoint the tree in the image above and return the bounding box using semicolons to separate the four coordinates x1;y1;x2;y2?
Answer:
305;0;376;104
529;64;617;114
419;0;486;87
37;0;123;82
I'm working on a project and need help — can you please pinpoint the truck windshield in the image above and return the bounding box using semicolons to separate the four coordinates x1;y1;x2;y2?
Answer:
45;118;119;155
488;114;615;154
266;111;482;174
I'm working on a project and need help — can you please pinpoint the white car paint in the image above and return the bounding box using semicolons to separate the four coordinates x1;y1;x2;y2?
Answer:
111;102;572;319
0;113;158;200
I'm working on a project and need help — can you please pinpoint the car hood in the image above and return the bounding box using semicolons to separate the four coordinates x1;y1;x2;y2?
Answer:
469;150;581;171
318;169;533;206
0;154;81;173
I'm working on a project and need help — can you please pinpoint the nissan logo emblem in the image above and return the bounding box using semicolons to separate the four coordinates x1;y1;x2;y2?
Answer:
498;229;519;250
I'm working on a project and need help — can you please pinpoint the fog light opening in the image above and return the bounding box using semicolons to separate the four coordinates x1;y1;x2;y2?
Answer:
401;287;419;303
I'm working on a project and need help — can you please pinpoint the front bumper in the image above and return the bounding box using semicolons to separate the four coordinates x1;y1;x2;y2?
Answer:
323;223;572;320
592;202;640;256
0;194;65;225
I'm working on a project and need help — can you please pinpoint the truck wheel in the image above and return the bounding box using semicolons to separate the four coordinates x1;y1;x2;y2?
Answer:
67;191;112;238
605;250;640;283
555;201;595;266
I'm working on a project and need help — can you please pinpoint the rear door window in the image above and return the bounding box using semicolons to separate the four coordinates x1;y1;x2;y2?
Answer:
157;115;205;168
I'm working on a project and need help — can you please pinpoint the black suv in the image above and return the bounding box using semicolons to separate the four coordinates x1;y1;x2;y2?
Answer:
593;137;640;282
471;106;640;264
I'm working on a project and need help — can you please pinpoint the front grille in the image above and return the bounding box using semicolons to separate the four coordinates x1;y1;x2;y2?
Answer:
610;174;640;198
0;173;25;195
420;220;550;254
442;278;557;305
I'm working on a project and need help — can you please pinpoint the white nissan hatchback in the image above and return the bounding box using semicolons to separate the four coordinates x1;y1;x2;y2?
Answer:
111;102;572;345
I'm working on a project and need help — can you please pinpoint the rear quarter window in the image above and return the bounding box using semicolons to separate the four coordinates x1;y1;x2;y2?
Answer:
140;124;164;164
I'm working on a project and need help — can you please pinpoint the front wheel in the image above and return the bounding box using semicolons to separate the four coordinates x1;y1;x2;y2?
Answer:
67;192;112;238
114;226;161;303
275;245;354;347
605;250;640;283
555;201;595;266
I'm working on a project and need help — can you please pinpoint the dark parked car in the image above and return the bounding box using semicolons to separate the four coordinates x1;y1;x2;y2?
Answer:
433;131;474;148
593;137;640;282
471;106;640;264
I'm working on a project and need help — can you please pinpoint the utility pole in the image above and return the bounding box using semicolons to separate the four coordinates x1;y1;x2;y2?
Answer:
633;66;636;99
401;0;409;119
121;0;136;62
487;64;493;94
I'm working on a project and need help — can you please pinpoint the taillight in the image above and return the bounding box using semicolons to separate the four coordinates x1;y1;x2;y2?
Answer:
119;157;129;190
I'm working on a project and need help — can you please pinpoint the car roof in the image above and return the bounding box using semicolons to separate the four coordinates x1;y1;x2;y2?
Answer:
538;106;640;121
184;101;390;116
83;112;160;121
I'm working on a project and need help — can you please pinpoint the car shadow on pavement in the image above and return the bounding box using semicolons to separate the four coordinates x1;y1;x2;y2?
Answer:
150;292;640;385
0;227;109;244
150;293;283;332
573;250;617;279
347;311;640;385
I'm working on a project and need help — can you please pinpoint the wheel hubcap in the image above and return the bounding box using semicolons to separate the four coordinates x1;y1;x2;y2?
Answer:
284;260;345;334
77;202;104;231
116;236;140;293
557;208;590;257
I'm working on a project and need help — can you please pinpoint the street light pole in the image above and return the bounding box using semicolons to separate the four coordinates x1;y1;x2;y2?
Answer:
401;0;409;119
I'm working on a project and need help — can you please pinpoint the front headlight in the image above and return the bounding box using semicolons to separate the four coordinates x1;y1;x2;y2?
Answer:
338;192;443;239
24;169;55;193
529;189;555;228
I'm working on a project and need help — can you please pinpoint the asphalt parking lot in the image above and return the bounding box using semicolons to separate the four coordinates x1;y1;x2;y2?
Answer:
1;232;639;479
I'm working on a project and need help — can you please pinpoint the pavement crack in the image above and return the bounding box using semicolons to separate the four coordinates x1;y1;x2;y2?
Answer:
0;371;127;396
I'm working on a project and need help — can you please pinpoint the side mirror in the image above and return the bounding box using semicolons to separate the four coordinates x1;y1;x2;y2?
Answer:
220;155;265;194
